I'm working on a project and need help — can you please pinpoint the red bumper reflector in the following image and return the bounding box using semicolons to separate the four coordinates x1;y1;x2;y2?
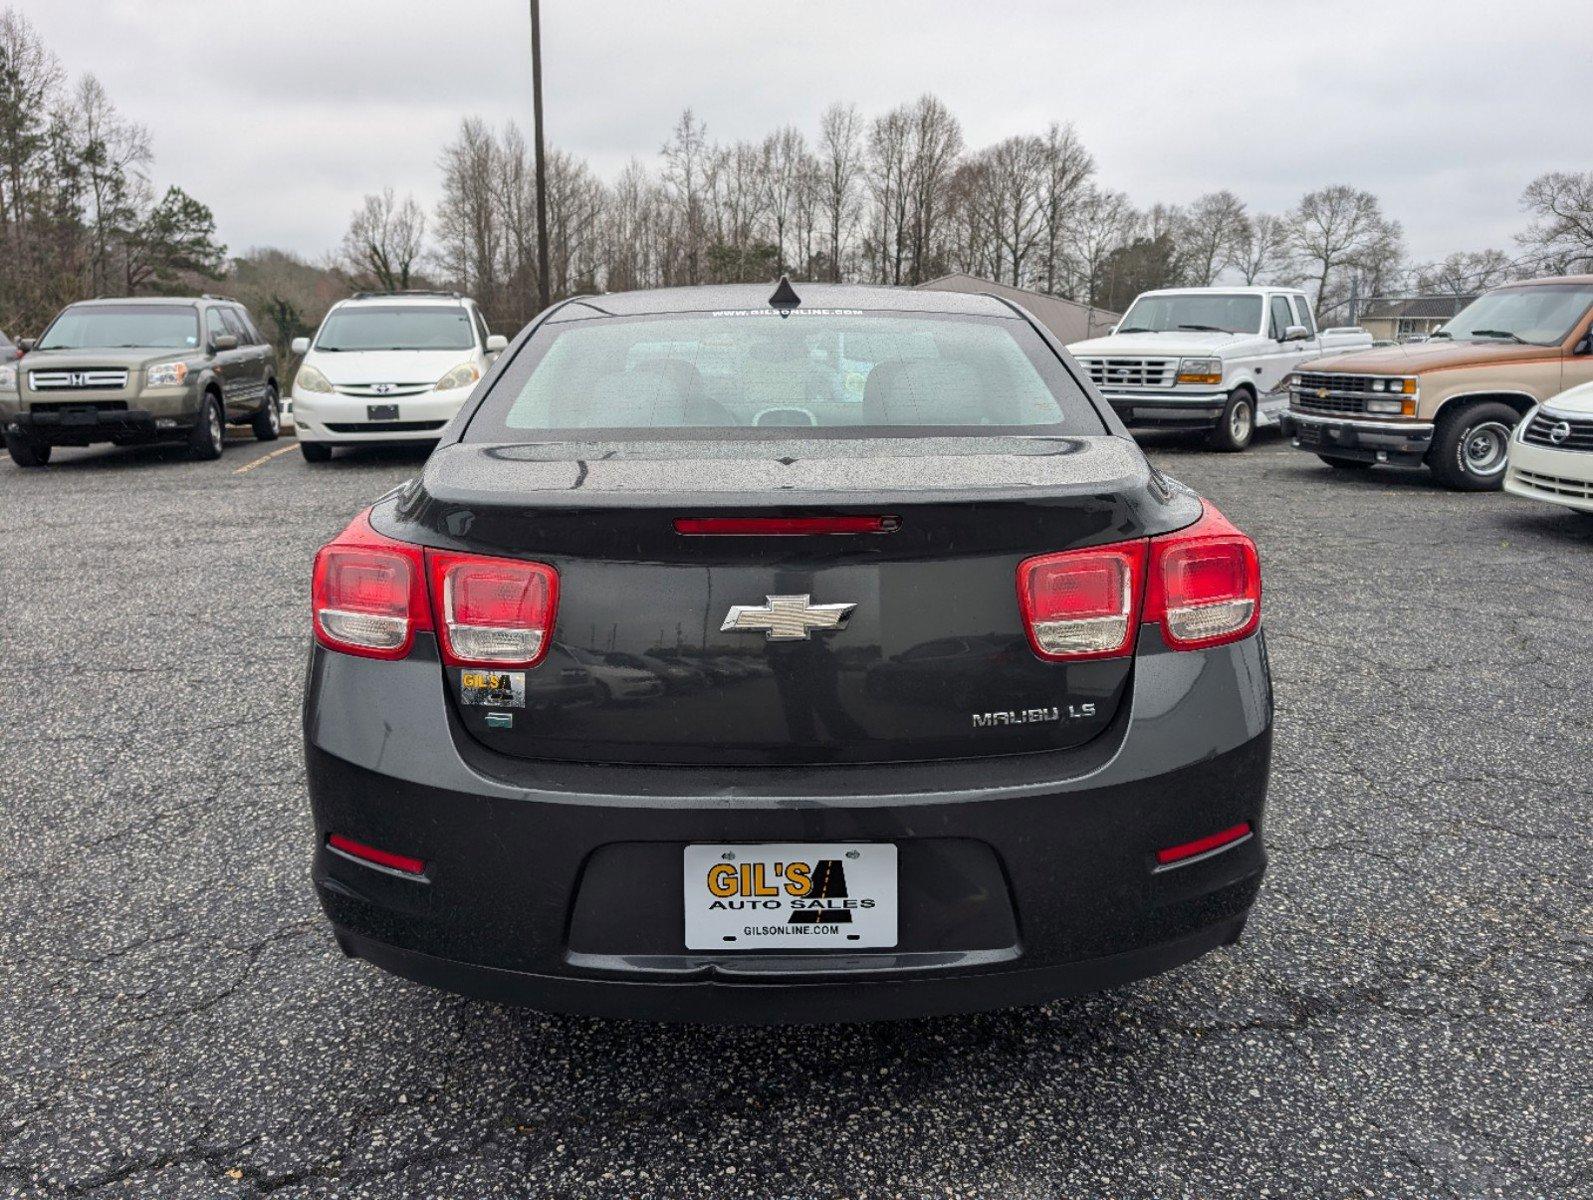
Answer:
674;515;900;536
327;833;426;876
1155;821;1252;867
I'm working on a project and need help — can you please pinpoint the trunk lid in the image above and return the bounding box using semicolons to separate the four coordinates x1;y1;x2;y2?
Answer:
375;436;1199;766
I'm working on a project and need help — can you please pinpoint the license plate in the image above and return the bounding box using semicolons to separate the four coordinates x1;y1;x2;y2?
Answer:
683;843;898;950
366;403;399;421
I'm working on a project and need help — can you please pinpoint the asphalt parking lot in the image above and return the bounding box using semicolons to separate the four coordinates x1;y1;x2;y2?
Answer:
1;431;1588;1199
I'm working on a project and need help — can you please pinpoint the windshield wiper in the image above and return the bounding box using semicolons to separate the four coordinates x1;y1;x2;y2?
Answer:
1428;330;1452;339
1177;324;1228;333
1117;326;1154;334
1470;329;1526;344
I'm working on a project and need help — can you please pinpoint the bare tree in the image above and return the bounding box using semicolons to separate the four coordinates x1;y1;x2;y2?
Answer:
816;102;863;282
1287;184;1403;311
865;104;911;284
1232;212;1290;284
1177;190;1248;286
660;109;710;285
1412;249;1520;295
1066;186;1138;307
903;94;963;284
758;125;808;275
341;186;425;293
1516;171;1593;273
1035;122;1094;295
434;117;501;312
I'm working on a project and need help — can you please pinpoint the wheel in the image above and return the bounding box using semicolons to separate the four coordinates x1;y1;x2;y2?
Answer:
251;385;281;442
1317;454;1375;470
4;430;50;467
1427;400;1519;491
1208;390;1255;452
188;394;225;461
299;441;333;463
593;681;613;706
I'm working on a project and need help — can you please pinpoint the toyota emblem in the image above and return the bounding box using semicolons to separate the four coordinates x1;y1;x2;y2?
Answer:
1548;420;1572;445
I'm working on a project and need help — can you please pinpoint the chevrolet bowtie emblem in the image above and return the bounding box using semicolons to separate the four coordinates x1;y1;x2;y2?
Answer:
721;594;857;641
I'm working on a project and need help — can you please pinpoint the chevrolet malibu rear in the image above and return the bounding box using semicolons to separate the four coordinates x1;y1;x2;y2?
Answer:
302;283;1273;1023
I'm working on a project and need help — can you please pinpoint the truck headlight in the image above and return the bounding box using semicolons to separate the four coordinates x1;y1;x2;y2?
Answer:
296;365;334;394
0;364;16;393
434;362;481;392
146;361;189;387
1176;358;1222;385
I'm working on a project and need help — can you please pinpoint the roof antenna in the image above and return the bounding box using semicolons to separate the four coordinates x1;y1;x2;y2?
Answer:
769;274;801;314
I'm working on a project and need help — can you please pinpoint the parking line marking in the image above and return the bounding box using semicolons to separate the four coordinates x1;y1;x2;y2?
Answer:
233;443;298;475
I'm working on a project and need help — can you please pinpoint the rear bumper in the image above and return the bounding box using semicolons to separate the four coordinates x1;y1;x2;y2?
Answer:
1281;410;1435;464
304;628;1273;1023
1101;390;1227;428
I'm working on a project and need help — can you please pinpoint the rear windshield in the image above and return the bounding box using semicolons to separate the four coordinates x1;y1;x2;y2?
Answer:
465;310;1103;440
314;305;475;352
39;304;200;351
1117;293;1263;336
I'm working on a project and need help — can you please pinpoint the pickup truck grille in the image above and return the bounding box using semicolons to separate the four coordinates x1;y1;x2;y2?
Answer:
29;369;130;391
1075;358;1177;390
1521;411;1593;452
1292;372;1371;416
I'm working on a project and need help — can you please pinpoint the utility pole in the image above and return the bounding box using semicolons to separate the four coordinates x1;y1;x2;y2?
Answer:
530;0;552;313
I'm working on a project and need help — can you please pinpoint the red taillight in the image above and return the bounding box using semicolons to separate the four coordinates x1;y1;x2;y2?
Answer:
327;833;426;876
1155;821;1253;868
1145;503;1261;649
427;550;558;668
1015;502;1260;661
311;513;430;660
1016;543;1146;661
674;515;901;536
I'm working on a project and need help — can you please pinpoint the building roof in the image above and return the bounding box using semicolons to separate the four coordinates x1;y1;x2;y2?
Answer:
1359;295;1477;321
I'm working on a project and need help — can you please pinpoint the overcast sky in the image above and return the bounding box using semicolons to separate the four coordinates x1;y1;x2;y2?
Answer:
27;0;1592;267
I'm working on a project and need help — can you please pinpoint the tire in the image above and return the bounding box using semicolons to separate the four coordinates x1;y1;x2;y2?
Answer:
299;441;333;463
1317;454;1375;470
593;681;613;706
1208;390;1255;452
251;385;281;442
189;393;225;461
4;430;50;467
1427;400;1519;491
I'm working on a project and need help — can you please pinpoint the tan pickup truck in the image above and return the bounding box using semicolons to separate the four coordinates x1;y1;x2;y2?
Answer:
1280;275;1593;489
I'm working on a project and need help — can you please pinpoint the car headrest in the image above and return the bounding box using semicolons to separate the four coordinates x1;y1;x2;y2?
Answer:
554;367;690;428
863;359;991;425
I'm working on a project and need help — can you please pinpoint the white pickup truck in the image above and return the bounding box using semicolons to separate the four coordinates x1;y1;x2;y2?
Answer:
1067;286;1373;450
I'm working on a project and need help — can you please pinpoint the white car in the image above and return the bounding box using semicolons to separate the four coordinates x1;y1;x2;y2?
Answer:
1068;287;1372;451
290;291;507;462
1504;380;1593;515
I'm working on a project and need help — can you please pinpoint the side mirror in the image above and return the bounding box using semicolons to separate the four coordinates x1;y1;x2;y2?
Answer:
486;334;508;353
1282;324;1310;342
290;337;310;357
18;338;34;353
212;334;239;352
1107;324;1119;336
1576;326;1593;356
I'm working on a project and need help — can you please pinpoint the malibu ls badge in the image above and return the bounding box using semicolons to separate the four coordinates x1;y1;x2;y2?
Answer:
721;594;856;641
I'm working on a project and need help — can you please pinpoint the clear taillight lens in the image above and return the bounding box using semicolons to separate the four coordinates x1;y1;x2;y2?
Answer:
1015;503;1260;660
311;514;430;660
427;551;558;668
1145;504;1261;649
1016;543;1146;661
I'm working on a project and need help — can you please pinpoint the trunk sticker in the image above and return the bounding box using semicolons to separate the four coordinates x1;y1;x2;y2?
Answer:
460;670;525;709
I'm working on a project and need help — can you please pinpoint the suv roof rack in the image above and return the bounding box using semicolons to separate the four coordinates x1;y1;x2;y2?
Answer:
349;290;464;301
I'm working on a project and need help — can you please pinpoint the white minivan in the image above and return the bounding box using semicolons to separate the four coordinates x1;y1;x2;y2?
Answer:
290;291;507;462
